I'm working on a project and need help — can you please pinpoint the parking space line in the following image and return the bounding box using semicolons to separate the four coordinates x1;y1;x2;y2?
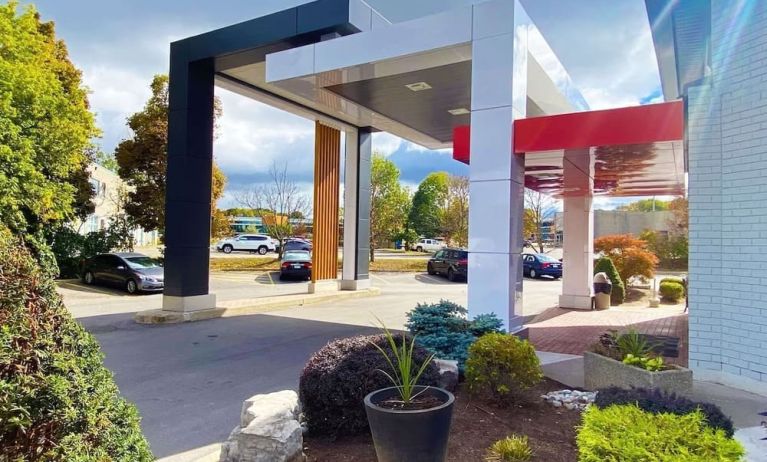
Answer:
420;274;446;284
266;272;275;285
370;273;392;285
58;282;124;296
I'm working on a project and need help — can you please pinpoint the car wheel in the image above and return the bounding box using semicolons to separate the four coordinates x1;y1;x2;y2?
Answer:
83;271;95;285
427;263;436;275
258;246;268;255
222;245;233;254
126;279;139;294
530;269;538;279
416;246;423;253
447;268;456;282
279;274;286;281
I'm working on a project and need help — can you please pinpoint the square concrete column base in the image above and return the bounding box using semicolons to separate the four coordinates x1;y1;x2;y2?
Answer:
163;293;217;312
339;279;371;291
308;280;339;294
559;294;593;310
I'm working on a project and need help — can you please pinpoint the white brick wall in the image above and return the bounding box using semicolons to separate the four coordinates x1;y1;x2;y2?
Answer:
688;0;767;388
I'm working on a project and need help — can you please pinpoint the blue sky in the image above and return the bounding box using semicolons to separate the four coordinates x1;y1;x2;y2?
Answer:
26;0;663;209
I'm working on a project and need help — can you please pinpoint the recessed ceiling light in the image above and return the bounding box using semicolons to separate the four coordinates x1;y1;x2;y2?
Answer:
405;81;432;92
448;108;470;115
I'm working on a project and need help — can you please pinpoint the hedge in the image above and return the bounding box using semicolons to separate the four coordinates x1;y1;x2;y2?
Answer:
0;228;152;460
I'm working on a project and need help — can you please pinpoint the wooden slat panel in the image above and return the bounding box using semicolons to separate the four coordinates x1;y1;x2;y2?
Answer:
312;122;340;281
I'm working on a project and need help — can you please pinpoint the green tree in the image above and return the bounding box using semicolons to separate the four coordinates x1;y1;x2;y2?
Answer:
0;2;98;238
370;154;410;261
619;198;670;212
94;149;119;172
442;175;469;247
408;172;449;238
115;74;226;236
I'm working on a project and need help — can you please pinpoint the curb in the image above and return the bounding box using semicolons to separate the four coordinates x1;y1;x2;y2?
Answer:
134;287;382;325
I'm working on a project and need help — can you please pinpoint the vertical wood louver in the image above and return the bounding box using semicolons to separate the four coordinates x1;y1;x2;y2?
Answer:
312;122;341;281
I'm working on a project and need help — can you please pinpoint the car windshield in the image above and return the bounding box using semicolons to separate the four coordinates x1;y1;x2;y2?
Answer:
537;254;559;263
125;256;162;269
282;251;310;262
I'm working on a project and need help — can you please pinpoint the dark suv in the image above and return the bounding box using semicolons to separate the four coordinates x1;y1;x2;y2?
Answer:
427;248;468;282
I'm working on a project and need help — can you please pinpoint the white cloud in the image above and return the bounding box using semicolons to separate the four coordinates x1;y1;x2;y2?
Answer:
213;89;315;176
371;132;404;156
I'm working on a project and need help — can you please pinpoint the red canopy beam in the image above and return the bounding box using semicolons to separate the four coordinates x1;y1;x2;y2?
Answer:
452;100;684;163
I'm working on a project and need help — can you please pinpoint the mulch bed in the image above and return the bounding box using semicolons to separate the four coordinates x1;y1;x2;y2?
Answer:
304;378;581;461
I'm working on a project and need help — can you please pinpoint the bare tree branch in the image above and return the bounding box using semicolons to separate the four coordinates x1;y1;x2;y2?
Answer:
524;189;558;253
235;161;311;256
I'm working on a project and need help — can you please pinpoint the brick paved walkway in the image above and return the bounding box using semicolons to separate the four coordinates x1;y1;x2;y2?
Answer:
526;305;688;366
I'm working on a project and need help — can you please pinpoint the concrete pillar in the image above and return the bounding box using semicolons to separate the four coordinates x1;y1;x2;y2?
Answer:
163;48;217;313
467;0;528;332
340;127;372;290
558;149;594;310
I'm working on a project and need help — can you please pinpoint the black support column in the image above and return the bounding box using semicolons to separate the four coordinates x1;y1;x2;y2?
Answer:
341;127;371;289
163;43;217;311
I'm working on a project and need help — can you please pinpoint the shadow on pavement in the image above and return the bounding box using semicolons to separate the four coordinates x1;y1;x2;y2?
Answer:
79;312;380;459
414;274;462;285
57;280;136;297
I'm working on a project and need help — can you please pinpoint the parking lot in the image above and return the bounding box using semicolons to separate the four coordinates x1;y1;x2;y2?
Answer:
59;270;562;322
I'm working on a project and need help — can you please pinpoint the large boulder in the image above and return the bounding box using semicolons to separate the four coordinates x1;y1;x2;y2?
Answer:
220;390;303;462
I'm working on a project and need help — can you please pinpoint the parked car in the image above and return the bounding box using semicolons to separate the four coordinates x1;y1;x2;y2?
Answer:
522;253;562;279
282;238;312;252
411;238;446;253
279;250;312;280
427;248;468;282
81;252;164;294
216;234;276;254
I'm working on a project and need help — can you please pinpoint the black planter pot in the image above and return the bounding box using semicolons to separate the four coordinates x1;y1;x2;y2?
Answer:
364;386;455;462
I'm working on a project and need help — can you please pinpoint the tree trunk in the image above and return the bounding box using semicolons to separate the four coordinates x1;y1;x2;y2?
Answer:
370;245;375;263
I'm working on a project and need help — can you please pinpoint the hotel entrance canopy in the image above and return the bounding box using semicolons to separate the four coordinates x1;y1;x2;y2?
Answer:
162;0;685;332
453;100;686;198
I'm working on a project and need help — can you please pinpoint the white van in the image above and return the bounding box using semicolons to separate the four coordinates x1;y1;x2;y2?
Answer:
411;238;446;253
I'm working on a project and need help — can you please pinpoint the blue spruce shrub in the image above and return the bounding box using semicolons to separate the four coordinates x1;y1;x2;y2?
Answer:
406;300;504;370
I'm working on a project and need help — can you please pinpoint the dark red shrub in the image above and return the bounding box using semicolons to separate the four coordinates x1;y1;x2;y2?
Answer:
299;333;440;437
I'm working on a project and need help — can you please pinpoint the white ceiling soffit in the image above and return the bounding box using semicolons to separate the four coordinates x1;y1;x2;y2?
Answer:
220;0;586;149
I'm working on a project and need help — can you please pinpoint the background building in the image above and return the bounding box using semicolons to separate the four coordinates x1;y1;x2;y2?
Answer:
82;163;159;246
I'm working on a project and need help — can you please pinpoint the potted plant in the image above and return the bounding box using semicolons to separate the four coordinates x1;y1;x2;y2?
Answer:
584;330;692;394
364;322;455;462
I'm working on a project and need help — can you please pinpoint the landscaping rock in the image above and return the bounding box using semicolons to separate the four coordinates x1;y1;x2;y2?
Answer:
541;389;596;411
220;390;304;462
434;358;459;392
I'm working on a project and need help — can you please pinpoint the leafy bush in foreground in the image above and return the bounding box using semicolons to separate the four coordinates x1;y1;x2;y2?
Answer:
406;300;503;370
577;404;743;461
594;387;734;437
465;333;542;403
0;228;152;460
299;333;440;437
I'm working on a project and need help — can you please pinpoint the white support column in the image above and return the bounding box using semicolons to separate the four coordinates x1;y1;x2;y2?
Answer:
558;149;594;310
467;0;529;332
